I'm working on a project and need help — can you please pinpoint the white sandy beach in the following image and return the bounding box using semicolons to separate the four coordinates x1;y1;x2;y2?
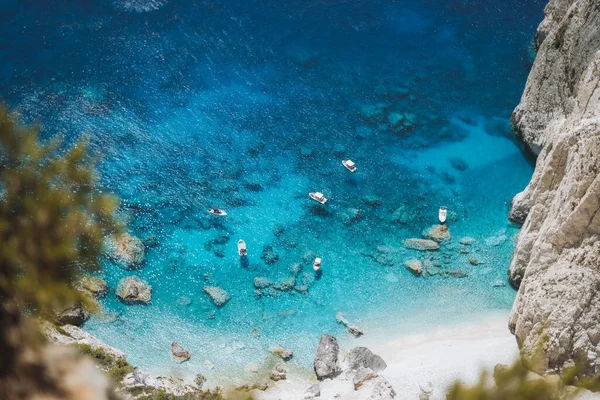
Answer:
255;311;519;400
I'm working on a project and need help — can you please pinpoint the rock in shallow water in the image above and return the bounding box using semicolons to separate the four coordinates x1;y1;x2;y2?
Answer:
77;276;108;299
104;233;145;269
403;238;439;251
271;346;294;361
422;224;451;242
404;259;422;276
170;341;190;363
203;286;230;307
116;275;152;305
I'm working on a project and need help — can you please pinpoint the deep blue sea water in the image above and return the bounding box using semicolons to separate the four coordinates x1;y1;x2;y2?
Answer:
1;0;544;387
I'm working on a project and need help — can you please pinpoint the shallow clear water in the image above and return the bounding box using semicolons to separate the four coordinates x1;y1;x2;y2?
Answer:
1;0;543;386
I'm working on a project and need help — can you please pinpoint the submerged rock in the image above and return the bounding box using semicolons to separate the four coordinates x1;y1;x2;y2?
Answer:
270;364;287;381
449;157;469;171
422;224;451;242
342;208;363;224
336;312;364;337
445;270;468;278
459;237;476;245
404;259;422;276
314;334;340;380
203;286;230;307
104;233;145;269
116;275;152;305
261;245;279;265
403;238;439;251
273;277;296;292
348;347;387;372
362;194;382;207
254;277;274;289
171;342;190;363
389;204;417;224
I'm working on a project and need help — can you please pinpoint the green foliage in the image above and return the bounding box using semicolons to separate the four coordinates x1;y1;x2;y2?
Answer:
76;343;133;383
446;359;574;400
0;107;118;314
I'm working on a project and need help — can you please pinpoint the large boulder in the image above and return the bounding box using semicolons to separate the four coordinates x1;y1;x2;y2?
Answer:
203;286;230;307
104;233;145;269
77;276;108;299
508;0;600;377
421;224;451;242
56;305;89;327
171;342;190;363
314;334;340;380
353;367;378;390
348;347;387;373
116;276;152;305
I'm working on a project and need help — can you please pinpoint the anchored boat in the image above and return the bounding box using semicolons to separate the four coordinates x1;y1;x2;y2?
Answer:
342;159;357;172
438;206;447;224
313;257;322;271
309;192;328;204
237;239;247;257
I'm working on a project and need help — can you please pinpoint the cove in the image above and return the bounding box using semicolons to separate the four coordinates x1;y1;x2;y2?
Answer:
0;0;545;388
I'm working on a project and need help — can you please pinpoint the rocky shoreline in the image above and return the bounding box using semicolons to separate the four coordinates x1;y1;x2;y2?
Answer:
507;0;600;376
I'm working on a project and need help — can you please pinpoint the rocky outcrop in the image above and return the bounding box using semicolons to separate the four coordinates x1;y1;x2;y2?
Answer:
314;334;340;380
348;347;387;373
116;276;152;305
56;305;89;327
508;0;600;376
104;233;145;269
170;342;190;363
77;276;109;299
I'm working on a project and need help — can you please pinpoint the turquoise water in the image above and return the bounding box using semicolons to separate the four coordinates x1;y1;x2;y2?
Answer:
1;0;543;386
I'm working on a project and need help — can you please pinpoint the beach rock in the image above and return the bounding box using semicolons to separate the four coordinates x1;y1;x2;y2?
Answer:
354;367;378;390
304;383;321;399
271;346;294;361
403;238;439;251
348;347;387;372
362;194;382;208
104;233;145;269
56;305;89;327
369;376;396;399
314;334;340;380
203;286;230;307
422;224;451;242
270;364;286;381
336;312;364;337
171;342;190;363
116;275;152;305
459;237;476;245
404;259;422;276
273;277;296;292
254;277;273;289
77;276;108;299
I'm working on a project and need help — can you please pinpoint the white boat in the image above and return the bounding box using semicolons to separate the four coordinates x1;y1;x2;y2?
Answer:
237;239;247;257
438;206;447;224
208;207;227;216
313;257;322;271
309;192;328;204
342;159;357;172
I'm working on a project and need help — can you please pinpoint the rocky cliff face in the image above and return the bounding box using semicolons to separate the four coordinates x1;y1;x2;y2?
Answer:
508;0;600;375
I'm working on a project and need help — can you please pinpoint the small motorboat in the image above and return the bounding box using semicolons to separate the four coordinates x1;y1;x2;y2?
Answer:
342;159;357;172
438;206;447;224
309;192;328;204
208;206;227;216
237;239;247;257
313;257;322;271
